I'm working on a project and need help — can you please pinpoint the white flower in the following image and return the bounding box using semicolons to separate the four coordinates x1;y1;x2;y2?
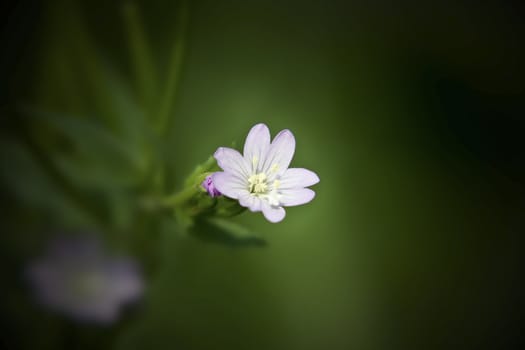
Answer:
212;123;319;223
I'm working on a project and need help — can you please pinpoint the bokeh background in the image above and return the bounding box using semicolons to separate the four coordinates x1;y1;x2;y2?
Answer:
1;0;524;349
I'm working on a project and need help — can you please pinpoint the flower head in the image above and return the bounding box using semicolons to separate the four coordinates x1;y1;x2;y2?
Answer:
212;123;319;223
26;236;143;324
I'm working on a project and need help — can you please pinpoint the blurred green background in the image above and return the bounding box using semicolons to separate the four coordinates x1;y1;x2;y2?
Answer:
1;0;524;349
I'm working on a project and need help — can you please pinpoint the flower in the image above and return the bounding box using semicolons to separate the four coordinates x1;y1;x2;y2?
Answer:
202;174;222;197
212;123;319;223
26;236;143;324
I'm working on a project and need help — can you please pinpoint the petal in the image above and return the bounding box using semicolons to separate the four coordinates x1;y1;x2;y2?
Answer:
212;172;248;199
107;260;143;301
261;201;286;223
279;188;316;207
214;147;250;179
262;129;296;176
280;168;320;189
243;123;270;173
239;193;263;212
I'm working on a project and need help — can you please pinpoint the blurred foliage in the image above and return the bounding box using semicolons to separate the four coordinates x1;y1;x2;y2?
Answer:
1;1;264;348
1;0;255;244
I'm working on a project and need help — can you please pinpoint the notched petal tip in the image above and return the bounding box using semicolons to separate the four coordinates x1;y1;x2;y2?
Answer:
251;123;270;131
311;172;320;185
213;147;227;160
273;129;295;144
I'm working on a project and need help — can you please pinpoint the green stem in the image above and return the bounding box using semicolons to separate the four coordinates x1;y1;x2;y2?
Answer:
122;2;158;116
161;184;200;208
156;0;189;134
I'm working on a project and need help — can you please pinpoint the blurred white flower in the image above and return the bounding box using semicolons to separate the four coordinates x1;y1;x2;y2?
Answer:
26;236;143;324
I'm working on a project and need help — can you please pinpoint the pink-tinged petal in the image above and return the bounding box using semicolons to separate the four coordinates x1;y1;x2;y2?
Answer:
212;172;248;199
279;188;316;207
239;193;263;212
280;168;320;189
243;123;270;172
261;201;286;223
214;147;250;178
201;175;222;197
262;129;296;176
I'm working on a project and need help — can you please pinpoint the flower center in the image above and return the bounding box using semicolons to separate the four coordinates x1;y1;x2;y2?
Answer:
248;173;268;194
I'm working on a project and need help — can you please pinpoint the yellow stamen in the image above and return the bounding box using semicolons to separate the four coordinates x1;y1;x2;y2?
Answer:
248;173;268;194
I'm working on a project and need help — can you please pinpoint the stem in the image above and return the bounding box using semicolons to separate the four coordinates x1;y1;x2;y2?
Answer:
161;185;199;208
122;2;158;116
156;0;189;134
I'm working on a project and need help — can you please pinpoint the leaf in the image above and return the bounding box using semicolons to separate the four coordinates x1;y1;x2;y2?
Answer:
52;154;139;190
0;139;94;225
183;155;218;187
47;111;142;166
100;65;154;157
189;217;266;248
25;109;147;188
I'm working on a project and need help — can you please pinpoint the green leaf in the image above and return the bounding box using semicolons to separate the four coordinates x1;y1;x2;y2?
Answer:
26;109;147;188
52;154;139;190
183;155;218;187
0;139;94;225
189;217;266;248
100;66;154;157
